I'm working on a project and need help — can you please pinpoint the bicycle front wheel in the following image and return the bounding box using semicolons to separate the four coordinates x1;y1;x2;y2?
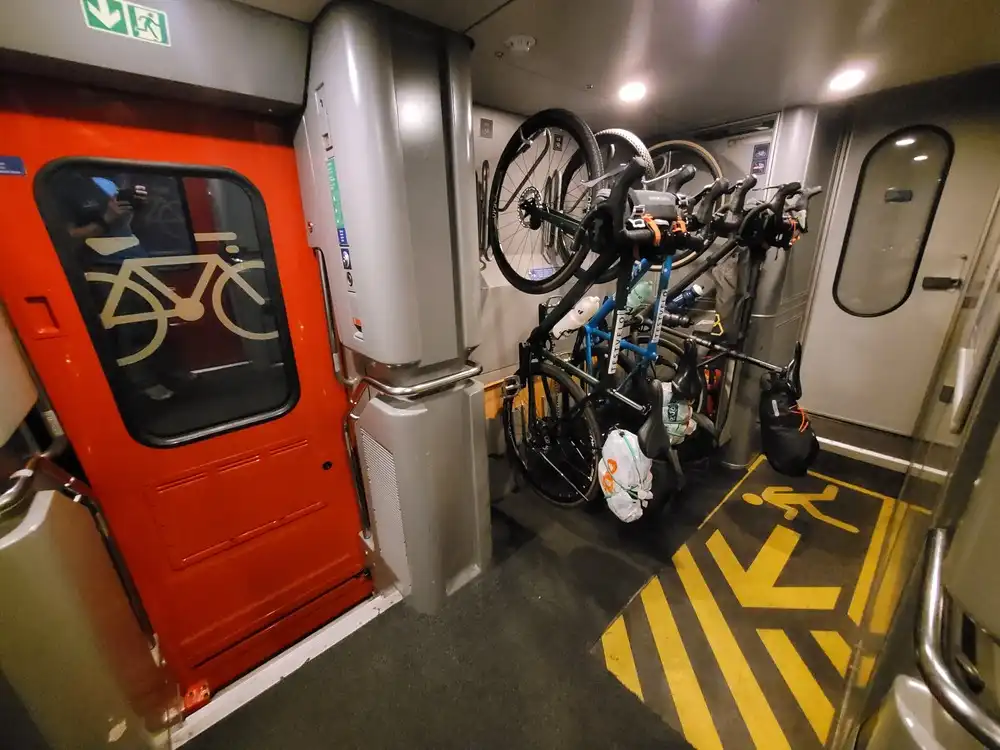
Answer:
212;260;280;341
502;361;602;507
488;109;602;295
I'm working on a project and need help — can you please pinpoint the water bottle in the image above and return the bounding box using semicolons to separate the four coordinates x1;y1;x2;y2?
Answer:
666;283;703;312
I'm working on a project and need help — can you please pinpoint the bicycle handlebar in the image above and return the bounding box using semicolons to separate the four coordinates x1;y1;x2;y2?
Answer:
665;164;698;194
768;181;801;214
693;177;730;227
726;175;757;221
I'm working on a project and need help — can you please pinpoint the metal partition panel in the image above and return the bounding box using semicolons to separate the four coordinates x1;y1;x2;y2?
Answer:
356;382;491;613
299;1;479;367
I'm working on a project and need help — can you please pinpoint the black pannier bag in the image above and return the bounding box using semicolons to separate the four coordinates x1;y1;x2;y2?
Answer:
759;371;818;476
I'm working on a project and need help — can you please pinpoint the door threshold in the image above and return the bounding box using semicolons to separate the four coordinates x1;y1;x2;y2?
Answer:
168;586;403;747
818;436;949;482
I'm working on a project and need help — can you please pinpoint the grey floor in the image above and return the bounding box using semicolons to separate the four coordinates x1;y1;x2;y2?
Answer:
183;452;903;750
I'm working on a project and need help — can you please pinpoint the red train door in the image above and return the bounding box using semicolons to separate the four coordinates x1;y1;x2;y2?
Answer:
0;76;371;693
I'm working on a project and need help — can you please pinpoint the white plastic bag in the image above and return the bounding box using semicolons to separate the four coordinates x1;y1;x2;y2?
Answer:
551;295;600;339
599;429;653;523
661;382;697;445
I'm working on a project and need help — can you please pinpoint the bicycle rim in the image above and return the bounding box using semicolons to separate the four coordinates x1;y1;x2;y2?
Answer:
502;362;601;507
488;109;602;295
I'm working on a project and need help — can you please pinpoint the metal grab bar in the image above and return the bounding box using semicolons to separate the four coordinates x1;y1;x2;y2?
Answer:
917;528;1000;748
0;436;71;519
312;246;352;389
342;362;483;537
348;361;483;409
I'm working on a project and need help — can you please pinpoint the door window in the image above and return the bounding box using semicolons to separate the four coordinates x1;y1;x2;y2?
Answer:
833;126;953;317
35;160;299;446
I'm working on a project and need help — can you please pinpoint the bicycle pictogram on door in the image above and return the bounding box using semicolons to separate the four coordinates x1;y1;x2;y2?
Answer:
85;232;279;365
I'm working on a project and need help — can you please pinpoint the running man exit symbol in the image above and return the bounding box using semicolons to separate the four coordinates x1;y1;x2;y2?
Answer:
81;0;170;46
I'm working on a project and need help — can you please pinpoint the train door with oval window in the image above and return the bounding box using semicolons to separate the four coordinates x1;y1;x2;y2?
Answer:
802;105;1000;436
0;77;371;693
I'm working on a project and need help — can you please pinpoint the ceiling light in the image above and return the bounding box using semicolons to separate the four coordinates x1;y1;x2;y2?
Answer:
913;154;929;162
827;68;866;92
895;137;916;147
618;81;647;103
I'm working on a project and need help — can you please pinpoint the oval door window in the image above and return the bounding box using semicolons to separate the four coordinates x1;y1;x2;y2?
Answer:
34;160;299;446
833;126;953;317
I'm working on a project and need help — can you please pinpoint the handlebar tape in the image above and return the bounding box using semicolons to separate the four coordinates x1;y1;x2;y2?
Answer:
665;164;697;194
726;174;757;219
693;177;730;226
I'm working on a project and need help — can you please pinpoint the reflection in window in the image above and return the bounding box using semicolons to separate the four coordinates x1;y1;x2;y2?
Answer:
834;126;953;317
36;163;298;445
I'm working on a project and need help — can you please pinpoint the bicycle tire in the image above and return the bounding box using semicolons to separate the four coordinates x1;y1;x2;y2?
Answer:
488;109;603;295
502;361;602;507
646;139;724;268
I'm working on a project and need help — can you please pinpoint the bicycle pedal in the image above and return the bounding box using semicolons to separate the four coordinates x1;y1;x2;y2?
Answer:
502;375;522;399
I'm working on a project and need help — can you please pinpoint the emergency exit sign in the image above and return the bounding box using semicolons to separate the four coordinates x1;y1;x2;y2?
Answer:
81;0;170;47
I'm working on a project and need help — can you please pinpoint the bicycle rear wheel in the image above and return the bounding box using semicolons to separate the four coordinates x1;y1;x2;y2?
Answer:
488;109;603;295
502;361;602;507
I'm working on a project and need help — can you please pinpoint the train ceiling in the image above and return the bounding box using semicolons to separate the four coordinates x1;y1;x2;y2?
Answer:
236;0;1000;132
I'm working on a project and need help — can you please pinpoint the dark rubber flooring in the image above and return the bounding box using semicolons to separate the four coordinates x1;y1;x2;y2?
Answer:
184;451;903;750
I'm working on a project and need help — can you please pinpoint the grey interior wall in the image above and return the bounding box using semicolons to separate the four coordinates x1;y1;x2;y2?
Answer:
474;104;535;381
0;0;307;109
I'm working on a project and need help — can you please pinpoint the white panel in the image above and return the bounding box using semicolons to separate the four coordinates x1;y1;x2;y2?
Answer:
0;306;36;444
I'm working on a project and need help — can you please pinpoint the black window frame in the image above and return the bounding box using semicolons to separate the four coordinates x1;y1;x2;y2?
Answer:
832;124;954;318
33;157;300;448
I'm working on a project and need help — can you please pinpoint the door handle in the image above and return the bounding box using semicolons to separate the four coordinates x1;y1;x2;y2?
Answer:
917;529;1000;748
922;276;963;291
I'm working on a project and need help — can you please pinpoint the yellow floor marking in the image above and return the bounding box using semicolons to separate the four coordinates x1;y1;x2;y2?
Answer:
640;577;723;750
870;503;910;635
856;655;875;687
674;544;791;750
758;629;835;745
810;630;852;677
602;615;644;700
807;469;897;503
847;495;896;624
706;527;841;609
699;454;766;529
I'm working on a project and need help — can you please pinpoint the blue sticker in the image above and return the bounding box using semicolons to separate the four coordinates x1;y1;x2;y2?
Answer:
337;227;349;247
0;156;26;176
750;142;771;175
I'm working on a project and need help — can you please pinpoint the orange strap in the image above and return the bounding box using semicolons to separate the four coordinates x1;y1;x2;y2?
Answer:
672;217;687;235
642;213;661;247
788;217;801;245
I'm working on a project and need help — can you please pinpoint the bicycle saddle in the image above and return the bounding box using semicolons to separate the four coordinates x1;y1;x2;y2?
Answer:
671;340;703;403
637;377;670;459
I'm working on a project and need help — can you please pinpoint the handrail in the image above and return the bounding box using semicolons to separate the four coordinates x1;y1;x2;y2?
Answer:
348;361;483;411
312;246;352;389
342;361;482;537
0;436;70;519
916;528;1000;748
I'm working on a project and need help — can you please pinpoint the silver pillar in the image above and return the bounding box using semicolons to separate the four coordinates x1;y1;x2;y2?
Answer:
723;107;822;468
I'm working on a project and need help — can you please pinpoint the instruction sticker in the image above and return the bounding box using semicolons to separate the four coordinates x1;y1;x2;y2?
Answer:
326;157;346;228
751;142;771;175
0;156;26;176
